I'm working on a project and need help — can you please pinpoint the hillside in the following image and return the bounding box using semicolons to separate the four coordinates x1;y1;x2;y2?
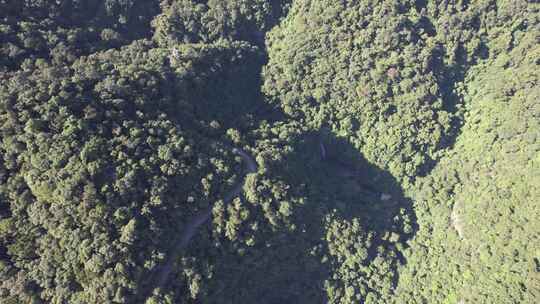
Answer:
0;1;538;303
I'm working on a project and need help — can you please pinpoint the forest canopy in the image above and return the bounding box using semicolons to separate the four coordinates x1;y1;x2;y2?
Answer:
0;0;538;303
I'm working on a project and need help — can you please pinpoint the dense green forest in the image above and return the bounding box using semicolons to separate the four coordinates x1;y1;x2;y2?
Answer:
0;0;538;303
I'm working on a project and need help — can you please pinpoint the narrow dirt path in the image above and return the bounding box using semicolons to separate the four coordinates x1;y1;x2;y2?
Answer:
141;146;257;301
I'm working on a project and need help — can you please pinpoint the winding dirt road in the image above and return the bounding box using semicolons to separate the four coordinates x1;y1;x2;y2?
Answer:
142;146;257;300
140;141;382;301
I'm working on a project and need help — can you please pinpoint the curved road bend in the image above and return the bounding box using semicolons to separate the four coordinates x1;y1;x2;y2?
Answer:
143;146;257;299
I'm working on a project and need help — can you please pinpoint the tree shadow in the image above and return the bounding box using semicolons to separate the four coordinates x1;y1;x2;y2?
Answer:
418;42;469;177
149;11;417;300
143;36;420;298
177;43;286;133
193;129;417;303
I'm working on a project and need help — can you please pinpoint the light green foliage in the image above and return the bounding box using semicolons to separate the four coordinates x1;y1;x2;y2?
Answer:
0;0;538;303
396;9;540;304
263;0;465;182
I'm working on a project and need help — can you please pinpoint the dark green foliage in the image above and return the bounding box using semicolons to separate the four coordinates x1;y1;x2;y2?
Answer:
0;0;161;70
0;0;538;303
146;125;416;303
152;0;290;46
0;39;250;302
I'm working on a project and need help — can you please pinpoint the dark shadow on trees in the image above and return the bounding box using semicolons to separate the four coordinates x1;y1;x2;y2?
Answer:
280;130;418;265
121;23;418;300
234;0;293;48
0;1;161;71
183;130;418;303
180;43;287;135
136;3;416;298
418;42;470;177
414;0;428;11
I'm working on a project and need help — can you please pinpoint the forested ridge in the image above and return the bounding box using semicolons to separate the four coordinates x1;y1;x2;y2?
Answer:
0;1;538;303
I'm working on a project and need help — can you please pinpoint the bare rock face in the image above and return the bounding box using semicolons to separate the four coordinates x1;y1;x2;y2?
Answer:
451;202;465;240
